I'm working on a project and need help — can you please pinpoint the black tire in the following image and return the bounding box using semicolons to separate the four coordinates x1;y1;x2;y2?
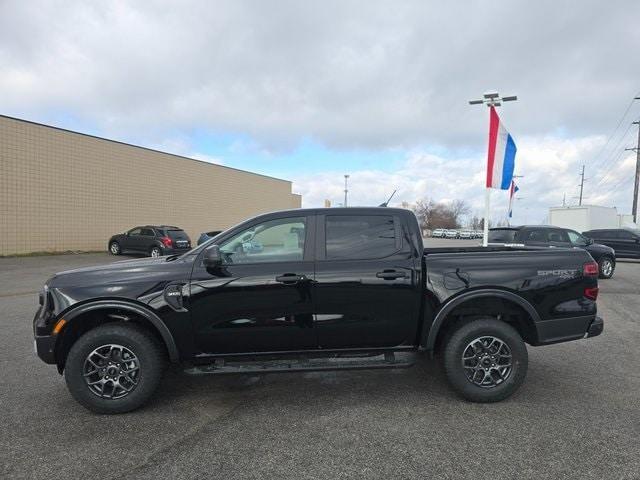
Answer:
149;246;162;258
598;256;615;279
443;318;528;403
64;323;167;414
109;241;121;255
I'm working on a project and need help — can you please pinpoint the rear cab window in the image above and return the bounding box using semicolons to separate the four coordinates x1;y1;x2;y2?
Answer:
488;229;518;243
325;215;401;260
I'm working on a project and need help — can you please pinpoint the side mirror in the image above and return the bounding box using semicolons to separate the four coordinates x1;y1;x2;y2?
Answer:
203;245;222;268
587;237;594;245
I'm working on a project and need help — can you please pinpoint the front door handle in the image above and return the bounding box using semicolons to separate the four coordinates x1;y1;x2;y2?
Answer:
275;273;305;284
376;270;407;280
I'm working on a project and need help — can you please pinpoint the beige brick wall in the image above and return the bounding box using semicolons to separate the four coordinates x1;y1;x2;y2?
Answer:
0;116;302;255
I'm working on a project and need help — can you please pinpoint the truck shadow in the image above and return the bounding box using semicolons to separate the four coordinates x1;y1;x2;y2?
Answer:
150;355;459;411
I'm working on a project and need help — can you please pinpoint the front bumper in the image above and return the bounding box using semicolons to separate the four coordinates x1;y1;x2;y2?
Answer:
34;334;57;364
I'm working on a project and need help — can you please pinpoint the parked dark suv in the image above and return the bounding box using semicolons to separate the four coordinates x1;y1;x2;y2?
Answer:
108;226;191;257
582;228;640;259
489;225;616;279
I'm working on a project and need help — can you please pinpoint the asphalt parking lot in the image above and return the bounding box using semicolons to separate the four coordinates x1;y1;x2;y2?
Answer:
1;245;639;479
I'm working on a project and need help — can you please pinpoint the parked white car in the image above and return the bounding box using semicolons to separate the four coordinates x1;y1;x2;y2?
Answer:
432;228;446;238
445;229;459;239
458;230;473;239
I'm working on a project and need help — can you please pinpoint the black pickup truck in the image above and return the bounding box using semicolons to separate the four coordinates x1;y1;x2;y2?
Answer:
33;207;604;413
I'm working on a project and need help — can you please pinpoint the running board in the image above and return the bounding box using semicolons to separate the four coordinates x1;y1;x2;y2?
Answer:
184;352;416;375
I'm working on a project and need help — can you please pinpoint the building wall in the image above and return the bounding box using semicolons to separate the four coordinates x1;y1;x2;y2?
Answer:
0;115;301;255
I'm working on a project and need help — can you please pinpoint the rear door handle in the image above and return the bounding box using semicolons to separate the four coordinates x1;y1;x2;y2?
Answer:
275;273;305;284
376;270;407;280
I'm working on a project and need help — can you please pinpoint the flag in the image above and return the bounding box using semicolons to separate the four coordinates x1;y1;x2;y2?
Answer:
486;106;517;189
508;180;519;218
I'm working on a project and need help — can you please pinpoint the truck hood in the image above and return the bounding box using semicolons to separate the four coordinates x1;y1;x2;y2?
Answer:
47;255;195;288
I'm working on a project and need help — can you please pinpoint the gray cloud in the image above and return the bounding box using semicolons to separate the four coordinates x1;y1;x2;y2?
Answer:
1;0;639;221
1;0;639;152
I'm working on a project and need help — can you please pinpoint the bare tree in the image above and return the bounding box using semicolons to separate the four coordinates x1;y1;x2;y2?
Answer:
412;198;468;230
449;199;471;227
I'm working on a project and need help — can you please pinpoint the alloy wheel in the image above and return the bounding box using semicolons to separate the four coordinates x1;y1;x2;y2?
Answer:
83;344;140;399
462;336;512;388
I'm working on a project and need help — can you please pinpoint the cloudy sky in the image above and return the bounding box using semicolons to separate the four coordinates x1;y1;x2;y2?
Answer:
1;0;639;224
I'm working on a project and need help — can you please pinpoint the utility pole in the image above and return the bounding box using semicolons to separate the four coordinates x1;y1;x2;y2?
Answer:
343;174;350;207
578;165;586;206
562;193;566;206
468;91;518;246
625;120;640;223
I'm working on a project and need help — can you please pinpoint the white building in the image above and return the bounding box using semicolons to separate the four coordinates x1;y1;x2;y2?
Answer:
548;205;637;232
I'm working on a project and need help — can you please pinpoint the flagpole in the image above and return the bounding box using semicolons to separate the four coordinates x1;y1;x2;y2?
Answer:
483;188;491;246
469;91;518;247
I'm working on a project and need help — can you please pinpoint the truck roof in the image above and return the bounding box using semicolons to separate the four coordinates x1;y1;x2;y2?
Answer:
258;206;413;216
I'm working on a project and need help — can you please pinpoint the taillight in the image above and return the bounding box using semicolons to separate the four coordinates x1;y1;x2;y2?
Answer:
584;286;599;300
160;236;173;248
583;261;598;277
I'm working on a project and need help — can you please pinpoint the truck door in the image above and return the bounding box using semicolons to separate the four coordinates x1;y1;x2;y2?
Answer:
312;212;421;349
188;214;317;354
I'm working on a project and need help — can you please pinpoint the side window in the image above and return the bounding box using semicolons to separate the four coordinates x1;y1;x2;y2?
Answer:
325;215;399;260
219;217;306;264
548;229;570;243
128;228;142;237
567;230;588;246
140;228;154;236
523;229;547;243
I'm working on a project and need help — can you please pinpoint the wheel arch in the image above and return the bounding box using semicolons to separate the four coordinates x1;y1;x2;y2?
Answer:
423;289;541;351
56;299;179;371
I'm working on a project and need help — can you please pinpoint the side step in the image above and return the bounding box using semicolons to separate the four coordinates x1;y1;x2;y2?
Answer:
184;352;416;375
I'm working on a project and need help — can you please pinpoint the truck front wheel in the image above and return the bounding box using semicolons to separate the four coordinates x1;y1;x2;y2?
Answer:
443;318;528;402
64;323;167;414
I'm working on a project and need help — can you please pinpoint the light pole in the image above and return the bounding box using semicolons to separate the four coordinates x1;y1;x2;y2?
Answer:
469;92;518;246
344;174;350;207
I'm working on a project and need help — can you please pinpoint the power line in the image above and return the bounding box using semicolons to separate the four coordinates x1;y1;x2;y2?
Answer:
592;122;636;187
588;92;640;171
594;140;636;188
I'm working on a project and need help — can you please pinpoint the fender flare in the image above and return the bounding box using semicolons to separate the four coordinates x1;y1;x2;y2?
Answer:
423;289;541;351
61;299;180;363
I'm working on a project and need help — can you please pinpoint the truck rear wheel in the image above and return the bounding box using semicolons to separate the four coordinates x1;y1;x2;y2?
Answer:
64;323;166;414
443;318;528;402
